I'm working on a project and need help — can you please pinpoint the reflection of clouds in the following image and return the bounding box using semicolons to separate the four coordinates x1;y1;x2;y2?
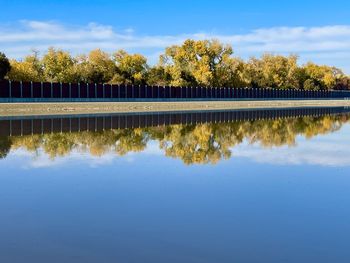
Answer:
8;140;163;169
128;141;163;156
10;148;115;169
232;134;350;167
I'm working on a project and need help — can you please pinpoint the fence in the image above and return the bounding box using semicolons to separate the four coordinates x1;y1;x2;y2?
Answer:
1;107;349;136
1;80;350;101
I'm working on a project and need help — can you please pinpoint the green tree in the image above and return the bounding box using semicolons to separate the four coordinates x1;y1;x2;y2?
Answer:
0;52;11;80
244;54;300;89
112;50;148;85
42;48;77;83
147;66;171;86
76;49;115;83
7;51;44;82
160;39;245;87
303;62;341;90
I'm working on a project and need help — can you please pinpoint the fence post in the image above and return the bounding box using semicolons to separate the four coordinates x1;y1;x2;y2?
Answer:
51;82;53;98
87;83;89;98
95;83;97;98
20;81;23;98
30;81;33;98
78;83;81;98
60;82;62;98
69;83;71;98
9;80;11;98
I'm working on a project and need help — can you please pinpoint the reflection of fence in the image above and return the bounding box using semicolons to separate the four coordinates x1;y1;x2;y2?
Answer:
1;80;350;101
1;107;349;136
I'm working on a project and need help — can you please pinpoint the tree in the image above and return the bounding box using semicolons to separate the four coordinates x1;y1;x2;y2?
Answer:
244;54;300;89
146;66;171;86
42;48;77;82
303;63;342;90
335;76;350;90
76;49;115;83
303;79;318;90
0;52;11;80
159;39;245;87
7;51;44;82
112;50;148;85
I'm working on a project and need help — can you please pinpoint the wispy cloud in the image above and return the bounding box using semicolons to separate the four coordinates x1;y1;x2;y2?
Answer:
1;20;350;72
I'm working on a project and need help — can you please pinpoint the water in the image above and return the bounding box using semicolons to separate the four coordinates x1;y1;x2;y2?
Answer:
1;108;350;263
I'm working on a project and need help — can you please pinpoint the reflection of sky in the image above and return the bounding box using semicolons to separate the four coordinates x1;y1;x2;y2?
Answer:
1;124;350;262
232;124;350;167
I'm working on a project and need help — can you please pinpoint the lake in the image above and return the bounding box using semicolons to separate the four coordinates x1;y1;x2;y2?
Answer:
1;107;350;263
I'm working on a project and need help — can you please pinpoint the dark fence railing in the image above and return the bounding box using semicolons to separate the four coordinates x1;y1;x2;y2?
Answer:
1;107;349;136
1;80;350;101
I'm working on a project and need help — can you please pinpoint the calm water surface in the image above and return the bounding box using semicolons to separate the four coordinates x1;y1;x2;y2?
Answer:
1;108;350;263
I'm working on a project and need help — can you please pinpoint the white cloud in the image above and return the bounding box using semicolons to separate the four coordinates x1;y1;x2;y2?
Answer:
0;20;350;72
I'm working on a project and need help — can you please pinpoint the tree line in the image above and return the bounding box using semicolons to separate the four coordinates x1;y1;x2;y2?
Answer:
0;39;349;90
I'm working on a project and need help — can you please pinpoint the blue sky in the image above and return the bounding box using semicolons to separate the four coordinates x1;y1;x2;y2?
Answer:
1;0;350;72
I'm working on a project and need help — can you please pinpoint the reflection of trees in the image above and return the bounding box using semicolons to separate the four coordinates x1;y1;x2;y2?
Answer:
0;136;12;159
6;114;350;164
152;123;242;164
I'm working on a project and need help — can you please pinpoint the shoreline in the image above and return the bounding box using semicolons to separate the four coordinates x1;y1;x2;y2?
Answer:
0;100;349;117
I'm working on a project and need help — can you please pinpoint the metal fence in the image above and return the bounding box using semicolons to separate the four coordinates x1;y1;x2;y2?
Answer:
1;80;350;101
1;107;349;136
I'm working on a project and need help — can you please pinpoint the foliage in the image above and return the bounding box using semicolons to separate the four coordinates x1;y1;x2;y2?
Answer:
244;54;300;89
42;48;78;82
7;51;44;82
0;52;11;80
2;39;349;90
159;39;247;87
112;50;148;85
75;49;115;83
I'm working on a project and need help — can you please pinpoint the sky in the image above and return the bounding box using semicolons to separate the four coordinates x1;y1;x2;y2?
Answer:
1;0;350;72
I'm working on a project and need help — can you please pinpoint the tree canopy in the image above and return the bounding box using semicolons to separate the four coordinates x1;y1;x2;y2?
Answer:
0;52;11;80
2;39;349;90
